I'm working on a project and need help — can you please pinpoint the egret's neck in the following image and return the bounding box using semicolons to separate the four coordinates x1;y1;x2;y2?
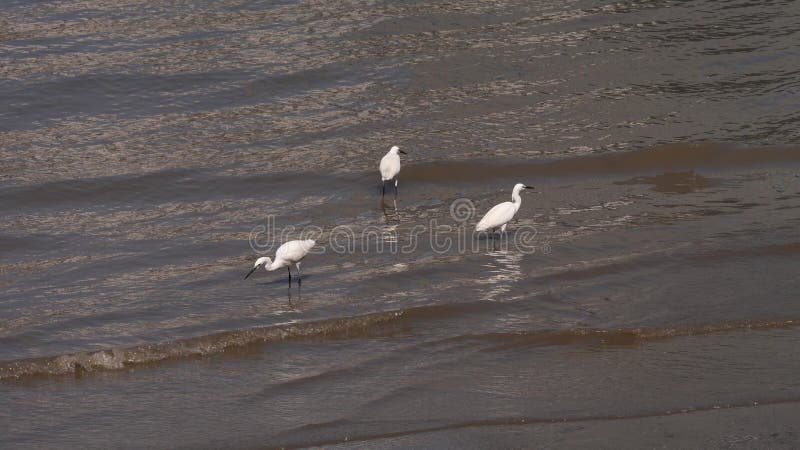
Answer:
511;189;523;206
265;259;278;271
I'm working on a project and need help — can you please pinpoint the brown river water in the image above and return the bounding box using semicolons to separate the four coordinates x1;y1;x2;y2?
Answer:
2;0;800;448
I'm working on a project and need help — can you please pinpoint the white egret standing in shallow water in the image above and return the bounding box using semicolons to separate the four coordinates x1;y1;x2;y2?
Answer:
245;239;316;284
379;145;407;197
476;183;534;235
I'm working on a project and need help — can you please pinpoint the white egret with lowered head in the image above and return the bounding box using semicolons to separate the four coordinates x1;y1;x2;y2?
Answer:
476;183;534;234
244;239;316;284
379;145;407;197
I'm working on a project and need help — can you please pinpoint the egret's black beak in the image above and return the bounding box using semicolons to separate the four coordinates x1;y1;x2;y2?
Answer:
399;150;407;155
524;185;534;189
244;266;257;280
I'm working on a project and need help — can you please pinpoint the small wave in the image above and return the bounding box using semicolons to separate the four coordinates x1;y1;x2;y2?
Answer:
465;318;800;351
4;303;798;380
0;300;515;381
0;310;406;381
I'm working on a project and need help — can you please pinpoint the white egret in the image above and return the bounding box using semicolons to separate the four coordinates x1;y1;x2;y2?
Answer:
244;239;316;283
476;183;534;234
379;145;407;197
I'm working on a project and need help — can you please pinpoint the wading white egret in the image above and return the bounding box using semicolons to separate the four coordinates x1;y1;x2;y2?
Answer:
244;239;316;284
476;183;534;234
379;145;407;197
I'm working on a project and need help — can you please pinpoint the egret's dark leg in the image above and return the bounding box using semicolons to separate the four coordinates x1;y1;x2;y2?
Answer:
394;179;398;198
287;266;292;285
382;180;386;198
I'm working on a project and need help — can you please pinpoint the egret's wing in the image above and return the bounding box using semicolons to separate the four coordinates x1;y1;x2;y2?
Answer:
276;239;315;262
476;202;516;231
379;154;400;180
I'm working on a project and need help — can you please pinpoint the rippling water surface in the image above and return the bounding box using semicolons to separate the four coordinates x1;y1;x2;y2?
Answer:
2;0;800;448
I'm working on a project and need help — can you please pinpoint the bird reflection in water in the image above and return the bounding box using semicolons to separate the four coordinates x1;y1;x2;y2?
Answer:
286;283;301;309
381;197;400;224
479;250;524;302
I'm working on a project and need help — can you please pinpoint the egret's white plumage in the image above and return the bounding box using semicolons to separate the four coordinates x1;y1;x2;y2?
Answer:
476;183;533;233
245;239;316;282
379;146;402;181
379;145;406;196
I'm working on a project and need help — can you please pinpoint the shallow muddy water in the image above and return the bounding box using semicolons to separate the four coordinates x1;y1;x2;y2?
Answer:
2;0;800;448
